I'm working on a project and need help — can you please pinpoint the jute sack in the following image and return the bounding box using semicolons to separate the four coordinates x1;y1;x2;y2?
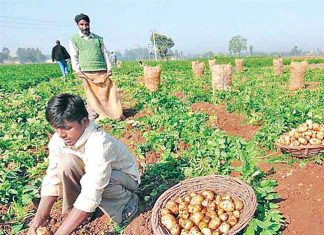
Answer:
192;61;205;77
211;64;232;93
208;59;216;69
143;65;161;92
288;61;308;90
273;58;283;75
117;61;122;68
235;59;244;73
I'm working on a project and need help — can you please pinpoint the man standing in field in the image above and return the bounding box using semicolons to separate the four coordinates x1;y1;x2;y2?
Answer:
27;93;140;235
69;13;124;120
51;40;70;77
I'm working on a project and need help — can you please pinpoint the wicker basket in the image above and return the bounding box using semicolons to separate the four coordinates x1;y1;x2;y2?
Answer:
151;175;257;235
277;144;324;158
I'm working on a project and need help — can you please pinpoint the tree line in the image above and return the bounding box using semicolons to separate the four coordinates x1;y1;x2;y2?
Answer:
0;47;47;64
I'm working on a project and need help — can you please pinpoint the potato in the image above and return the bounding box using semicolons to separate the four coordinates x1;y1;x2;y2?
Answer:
207;201;217;212
201;207;207;215
201;190;215;201
198;221;208;230
161;208;172;216
297;137;308;145
179;210;190;219
221;194;232;201
202;199;210;207
317;132;324;140
212;232;220;235
166;201;179;214
234;199;244;210
306;119;313;126
233;210;240;218
297;124;308;133
303;130;313;137
228;215;238;226
170;224;181;235
219;213;229;222
189;192;197;198
293;131;301;139
191;212;205;225
180;230;189;235
208;217;222;230
184;195;192;203
188;231;203;235
201;228;212;235
189;226;202;235
190;195;205;205
179;217;186;228
217;208;225;216
291;140;300;146
36;228;50;235
309;138;322;145
215;194;222;205
202;216;211;224
219;222;231;233
183;219;195;230
220;200;235;212
205;211;218;219
313;123;320;131
176;197;185;204
189;204;203;214
161;214;178;230
179;202;189;213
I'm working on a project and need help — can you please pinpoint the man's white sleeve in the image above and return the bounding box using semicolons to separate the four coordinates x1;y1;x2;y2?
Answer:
69;40;81;72
101;40;112;71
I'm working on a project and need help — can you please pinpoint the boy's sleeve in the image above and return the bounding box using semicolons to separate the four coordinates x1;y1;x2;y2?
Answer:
41;135;62;197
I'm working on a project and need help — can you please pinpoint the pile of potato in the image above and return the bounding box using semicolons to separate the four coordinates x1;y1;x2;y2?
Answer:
277;120;324;147
160;190;244;235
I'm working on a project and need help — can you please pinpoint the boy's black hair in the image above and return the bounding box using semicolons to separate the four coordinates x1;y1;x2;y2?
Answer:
45;93;88;127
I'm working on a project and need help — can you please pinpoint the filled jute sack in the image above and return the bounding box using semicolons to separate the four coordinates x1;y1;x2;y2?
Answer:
288;61;308;90
117;61;122;68
211;64;232;92
235;59;244;73
273;58;283;75
192;61;205;77
143;65;161;92
208;59;216;69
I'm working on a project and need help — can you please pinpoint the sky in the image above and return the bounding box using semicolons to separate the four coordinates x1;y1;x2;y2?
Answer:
1;0;324;55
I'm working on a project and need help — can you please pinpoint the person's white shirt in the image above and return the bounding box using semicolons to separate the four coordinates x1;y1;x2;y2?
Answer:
41;120;141;212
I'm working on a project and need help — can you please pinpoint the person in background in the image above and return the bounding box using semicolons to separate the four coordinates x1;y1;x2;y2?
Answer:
110;51;117;66
27;94;140;235
51;40;71;77
69;13;124;120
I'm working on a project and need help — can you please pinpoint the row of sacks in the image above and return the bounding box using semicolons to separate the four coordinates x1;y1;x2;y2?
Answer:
141;59;310;92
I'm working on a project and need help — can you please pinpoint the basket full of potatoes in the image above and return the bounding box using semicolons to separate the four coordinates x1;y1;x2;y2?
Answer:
276;120;324;158
151;175;257;235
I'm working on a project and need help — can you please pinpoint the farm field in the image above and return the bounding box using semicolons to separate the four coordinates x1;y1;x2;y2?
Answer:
0;58;323;235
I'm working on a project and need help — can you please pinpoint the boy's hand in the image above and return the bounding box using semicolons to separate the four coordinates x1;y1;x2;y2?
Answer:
27;224;38;235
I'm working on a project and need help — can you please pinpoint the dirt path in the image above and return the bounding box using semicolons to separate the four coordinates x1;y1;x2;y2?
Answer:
191;102;259;140
260;162;324;235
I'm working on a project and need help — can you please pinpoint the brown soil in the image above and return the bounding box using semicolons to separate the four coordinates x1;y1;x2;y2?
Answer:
123;211;153;235
258;161;324;235
191;102;259;140
144;151;161;164
173;91;188;102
